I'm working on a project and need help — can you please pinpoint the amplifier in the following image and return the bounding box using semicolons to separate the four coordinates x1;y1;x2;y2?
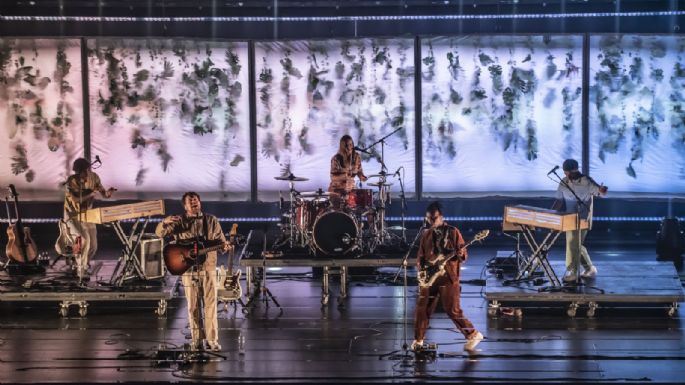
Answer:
136;234;165;279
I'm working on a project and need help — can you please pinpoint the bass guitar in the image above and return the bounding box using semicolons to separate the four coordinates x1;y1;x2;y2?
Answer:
218;224;242;301
417;229;489;288
163;223;237;276
5;184;38;264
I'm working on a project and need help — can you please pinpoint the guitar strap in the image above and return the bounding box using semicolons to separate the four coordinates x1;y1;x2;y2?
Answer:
202;215;209;241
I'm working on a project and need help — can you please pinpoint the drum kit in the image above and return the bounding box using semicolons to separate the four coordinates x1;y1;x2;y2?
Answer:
273;171;403;257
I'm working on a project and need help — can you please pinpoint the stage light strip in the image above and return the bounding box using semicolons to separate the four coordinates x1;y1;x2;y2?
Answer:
2;216;683;223
2;11;684;23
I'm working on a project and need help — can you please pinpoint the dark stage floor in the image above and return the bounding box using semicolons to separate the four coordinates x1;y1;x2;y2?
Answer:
0;242;684;383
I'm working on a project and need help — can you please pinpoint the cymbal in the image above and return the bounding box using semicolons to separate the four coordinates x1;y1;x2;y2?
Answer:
366;172;390;178
387;226;406;231
274;173;309;182
367;182;393;187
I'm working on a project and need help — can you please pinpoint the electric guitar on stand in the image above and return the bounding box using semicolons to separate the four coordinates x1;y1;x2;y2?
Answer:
218;224;241;301
417;230;489;288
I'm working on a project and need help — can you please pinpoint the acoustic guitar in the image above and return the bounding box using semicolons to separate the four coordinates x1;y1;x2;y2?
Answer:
163;223;238;276
5;184;38;264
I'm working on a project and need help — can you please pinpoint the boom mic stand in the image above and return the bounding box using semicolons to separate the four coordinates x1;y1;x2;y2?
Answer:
392;221;426;354
360;126;404;246
548;170;603;294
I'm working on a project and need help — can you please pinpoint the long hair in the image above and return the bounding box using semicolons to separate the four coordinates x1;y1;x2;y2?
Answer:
338;134;354;163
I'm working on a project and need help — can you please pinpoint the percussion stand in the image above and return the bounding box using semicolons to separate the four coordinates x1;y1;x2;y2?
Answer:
361;126;403;248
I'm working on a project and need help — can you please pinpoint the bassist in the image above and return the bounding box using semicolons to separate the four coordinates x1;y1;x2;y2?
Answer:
412;201;484;353
155;191;230;352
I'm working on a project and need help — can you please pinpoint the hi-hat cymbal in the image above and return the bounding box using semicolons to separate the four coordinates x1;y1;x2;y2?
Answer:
367;182;393;187
366;172;390;179
299;189;332;197
274;173;309;182
387;226;406;231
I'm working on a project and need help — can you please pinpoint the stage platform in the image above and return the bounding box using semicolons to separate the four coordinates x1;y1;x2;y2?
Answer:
486;256;684;318
0;260;179;317
240;252;415;306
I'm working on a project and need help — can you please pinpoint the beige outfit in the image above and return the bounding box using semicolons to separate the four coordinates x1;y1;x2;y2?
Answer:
155;213;226;349
328;151;364;193
57;171;103;274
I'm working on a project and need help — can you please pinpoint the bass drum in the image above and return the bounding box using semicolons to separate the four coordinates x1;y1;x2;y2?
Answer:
312;210;359;256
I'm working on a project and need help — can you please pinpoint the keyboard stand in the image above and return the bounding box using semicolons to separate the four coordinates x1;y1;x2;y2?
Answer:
514;224;562;287
108;217;150;286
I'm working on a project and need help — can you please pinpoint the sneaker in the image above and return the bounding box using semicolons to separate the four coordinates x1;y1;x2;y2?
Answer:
464;331;483;352
207;341;222;352
581;265;597;278
563;270;578;283
410;340;424;352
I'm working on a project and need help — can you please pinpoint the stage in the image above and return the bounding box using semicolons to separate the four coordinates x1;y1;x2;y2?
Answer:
0;243;683;383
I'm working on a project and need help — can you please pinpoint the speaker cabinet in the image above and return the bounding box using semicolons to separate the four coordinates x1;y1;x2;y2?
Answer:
137;235;165;279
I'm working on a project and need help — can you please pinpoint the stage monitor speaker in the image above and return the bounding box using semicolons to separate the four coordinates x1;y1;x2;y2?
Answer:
137;234;165;279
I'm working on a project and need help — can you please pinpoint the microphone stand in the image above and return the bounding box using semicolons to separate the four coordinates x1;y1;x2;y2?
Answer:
549;171;603;294
392;222;426;354
396;167;407;245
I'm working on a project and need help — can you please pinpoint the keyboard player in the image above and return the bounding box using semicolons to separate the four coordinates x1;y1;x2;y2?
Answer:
58;157;116;278
551;159;608;283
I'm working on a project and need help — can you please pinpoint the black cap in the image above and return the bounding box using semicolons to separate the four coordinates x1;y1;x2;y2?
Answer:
562;159;579;172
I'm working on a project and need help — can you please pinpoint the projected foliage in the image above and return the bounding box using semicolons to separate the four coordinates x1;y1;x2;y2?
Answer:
421;35;583;193
255;39;416;196
0;38;84;191
87;39;250;195
589;35;685;193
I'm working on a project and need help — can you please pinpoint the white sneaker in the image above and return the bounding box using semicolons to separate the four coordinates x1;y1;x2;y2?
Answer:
581;265;597;278
410;340;424;351
563;270;578;283
207;341;222;351
464;331;483;352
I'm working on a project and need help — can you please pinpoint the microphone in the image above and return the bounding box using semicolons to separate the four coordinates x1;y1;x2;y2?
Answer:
546;165;559;176
94;155;102;164
393;167;402;177
354;146;370;154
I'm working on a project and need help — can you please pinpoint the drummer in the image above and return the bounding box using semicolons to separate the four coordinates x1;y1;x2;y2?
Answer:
328;134;368;208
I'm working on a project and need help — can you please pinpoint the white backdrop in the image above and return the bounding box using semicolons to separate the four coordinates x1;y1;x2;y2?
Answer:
255;39;416;199
0;39;84;195
87;39;250;198
421;35;584;193
589;35;685;193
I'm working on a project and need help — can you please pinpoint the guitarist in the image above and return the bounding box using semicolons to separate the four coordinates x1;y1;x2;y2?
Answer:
58;157;115;278
412;201;484;353
155;192;231;352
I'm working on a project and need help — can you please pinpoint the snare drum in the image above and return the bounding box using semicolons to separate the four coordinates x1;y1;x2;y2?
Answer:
346;189;373;210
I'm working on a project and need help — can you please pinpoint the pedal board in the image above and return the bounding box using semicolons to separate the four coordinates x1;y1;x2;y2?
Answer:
413;342;438;361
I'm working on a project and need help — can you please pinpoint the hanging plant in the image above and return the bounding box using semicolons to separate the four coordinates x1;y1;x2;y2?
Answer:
488;64;503;94
54;44;73;94
545;54;557;79
447;51;462;81
562;86;581;132
422;42;435;81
